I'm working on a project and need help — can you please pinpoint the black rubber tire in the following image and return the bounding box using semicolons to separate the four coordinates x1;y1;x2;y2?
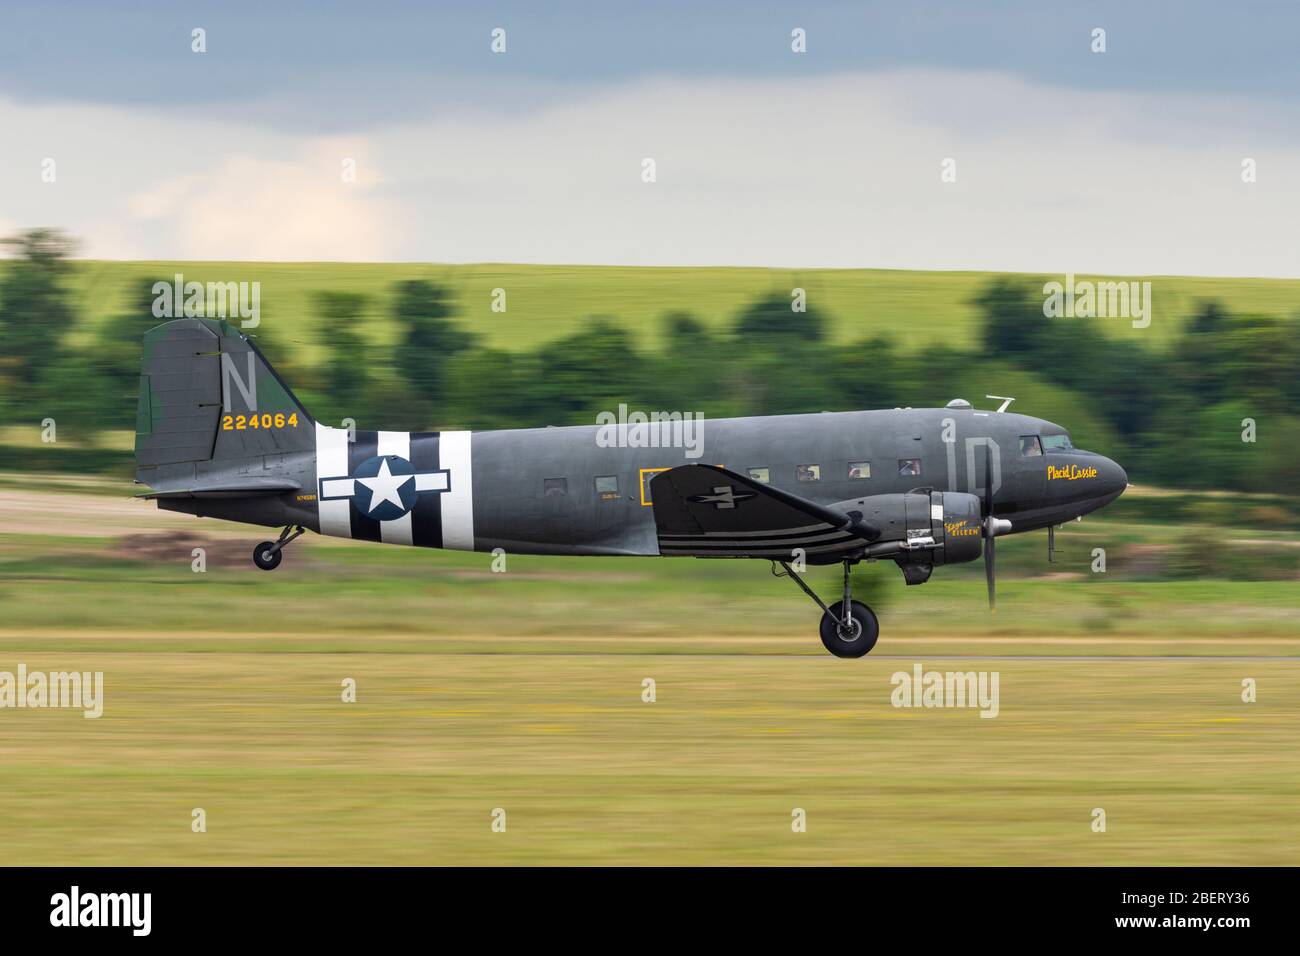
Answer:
252;541;283;571
819;599;879;658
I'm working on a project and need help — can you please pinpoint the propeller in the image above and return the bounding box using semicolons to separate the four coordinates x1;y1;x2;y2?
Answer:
981;448;1011;612
985;532;996;611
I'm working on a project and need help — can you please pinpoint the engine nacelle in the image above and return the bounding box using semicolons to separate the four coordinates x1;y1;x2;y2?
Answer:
833;490;984;567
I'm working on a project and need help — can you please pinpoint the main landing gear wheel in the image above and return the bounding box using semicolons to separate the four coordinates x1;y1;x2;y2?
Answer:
252;542;283;571
819;599;879;658
251;525;305;571
774;557;882;657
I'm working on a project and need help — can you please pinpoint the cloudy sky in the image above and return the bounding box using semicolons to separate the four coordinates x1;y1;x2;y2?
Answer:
1;0;1297;275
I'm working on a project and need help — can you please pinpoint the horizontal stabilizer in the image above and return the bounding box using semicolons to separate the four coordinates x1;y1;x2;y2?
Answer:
649;464;874;559
135;478;301;500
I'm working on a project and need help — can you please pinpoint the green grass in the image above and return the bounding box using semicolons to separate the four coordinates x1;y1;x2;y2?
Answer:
1;653;1296;864
0;525;1296;655
0;476;1295;864
58;261;1300;357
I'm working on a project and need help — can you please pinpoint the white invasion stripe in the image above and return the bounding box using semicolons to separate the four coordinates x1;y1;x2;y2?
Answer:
414;472;449;492
439;430;475;551
376;431;413;546
320;478;356;499
316;423;352;539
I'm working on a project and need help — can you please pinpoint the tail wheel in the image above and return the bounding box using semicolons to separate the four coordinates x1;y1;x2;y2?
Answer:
252;541;283;571
819;599;879;658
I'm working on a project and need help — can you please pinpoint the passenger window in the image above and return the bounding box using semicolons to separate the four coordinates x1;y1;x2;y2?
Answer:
848;461;871;479
543;477;568;497
747;467;770;484
898;459;922;477
795;464;821;481
1019;435;1043;457
595;475;619;499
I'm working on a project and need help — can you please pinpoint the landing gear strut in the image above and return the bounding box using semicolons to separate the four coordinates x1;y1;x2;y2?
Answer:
253;525;305;571
774;559;880;658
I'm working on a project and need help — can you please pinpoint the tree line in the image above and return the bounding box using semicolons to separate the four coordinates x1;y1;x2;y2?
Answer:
1;228;1296;494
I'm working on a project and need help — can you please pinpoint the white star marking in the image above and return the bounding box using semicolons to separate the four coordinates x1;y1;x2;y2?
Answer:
693;485;755;509
355;458;413;514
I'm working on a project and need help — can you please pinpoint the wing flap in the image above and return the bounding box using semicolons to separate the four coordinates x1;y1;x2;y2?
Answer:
649;464;872;558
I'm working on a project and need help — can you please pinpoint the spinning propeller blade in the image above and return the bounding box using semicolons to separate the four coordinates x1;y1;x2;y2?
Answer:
984;532;996;611
983;449;996;612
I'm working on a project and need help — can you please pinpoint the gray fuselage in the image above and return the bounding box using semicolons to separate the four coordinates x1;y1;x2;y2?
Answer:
165;405;1128;557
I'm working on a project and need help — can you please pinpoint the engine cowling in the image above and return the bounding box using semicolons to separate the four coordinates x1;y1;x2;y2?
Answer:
833;490;984;566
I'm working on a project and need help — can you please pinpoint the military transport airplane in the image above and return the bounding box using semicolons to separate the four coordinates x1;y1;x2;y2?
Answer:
135;318;1128;657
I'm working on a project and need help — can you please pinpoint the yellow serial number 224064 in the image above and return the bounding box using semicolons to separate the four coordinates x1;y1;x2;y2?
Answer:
221;412;299;431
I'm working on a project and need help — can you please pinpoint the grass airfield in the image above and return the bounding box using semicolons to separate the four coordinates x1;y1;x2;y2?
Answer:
0;478;1296;865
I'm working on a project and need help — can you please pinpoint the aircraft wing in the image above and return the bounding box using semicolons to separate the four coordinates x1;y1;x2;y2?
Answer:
649;464;875;559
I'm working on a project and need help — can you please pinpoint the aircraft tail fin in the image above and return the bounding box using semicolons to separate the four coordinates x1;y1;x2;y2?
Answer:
134;318;315;486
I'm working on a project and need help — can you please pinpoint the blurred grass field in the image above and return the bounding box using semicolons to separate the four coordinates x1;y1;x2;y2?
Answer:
0;476;1296;864
3;654;1295;866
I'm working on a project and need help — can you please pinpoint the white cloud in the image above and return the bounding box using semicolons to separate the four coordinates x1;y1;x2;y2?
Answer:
1;70;1298;275
0;97;399;262
126;142;399;261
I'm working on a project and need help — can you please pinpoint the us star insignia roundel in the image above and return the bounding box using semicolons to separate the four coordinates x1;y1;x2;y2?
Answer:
318;454;450;521
687;485;756;510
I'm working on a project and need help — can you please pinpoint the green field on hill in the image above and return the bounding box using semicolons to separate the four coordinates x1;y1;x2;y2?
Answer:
3;253;1295;498
55;261;1300;356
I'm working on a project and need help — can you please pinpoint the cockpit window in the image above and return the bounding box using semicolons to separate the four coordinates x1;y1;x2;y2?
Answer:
1019;435;1043;457
1041;434;1074;452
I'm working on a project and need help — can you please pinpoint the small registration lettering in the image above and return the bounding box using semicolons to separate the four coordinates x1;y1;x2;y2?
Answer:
222;411;299;431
